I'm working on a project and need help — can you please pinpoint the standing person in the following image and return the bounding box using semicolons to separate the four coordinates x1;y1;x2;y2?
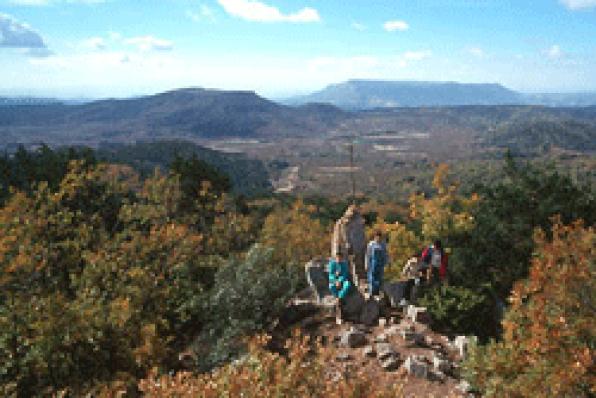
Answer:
365;231;388;297
420;240;448;284
328;251;351;324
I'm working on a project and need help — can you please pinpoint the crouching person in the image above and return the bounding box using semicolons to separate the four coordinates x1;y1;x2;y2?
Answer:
328;251;352;324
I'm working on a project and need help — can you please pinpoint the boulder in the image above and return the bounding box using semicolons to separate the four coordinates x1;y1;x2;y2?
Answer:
305;260;330;303
299;316;319;329
406;305;431;324
454;335;477;359
363;345;376;357
428;370;447;383
336;352;353;362
380;356;400;371
340;328;366;348
360;299;380;326
399;330;425;346
375;342;396;360
403;356;429;379
456;380;473;394
374;333;388;343
432;355;451;373
383;280;413;308
332;206;367;283
341;287;365;321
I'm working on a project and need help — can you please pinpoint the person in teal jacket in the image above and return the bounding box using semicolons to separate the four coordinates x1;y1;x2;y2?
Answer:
328;251;351;299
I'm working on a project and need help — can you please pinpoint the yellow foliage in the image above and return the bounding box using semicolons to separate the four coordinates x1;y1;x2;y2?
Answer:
409;164;478;243
260;200;330;266
367;219;421;281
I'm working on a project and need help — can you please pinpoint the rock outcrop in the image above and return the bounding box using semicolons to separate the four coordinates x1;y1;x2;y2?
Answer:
331;205;367;284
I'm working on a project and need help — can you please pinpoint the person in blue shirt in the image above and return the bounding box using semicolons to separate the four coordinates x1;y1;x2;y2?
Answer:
328;251;351;299
366;231;388;297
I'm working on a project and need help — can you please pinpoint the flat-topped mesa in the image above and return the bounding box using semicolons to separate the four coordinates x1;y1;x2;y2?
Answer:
331;205;367;288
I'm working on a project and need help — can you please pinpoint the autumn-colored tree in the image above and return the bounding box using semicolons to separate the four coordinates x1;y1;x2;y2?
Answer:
260;200;330;266
409;163;478;245
464;220;595;397
366;219;421;281
0;161;234;396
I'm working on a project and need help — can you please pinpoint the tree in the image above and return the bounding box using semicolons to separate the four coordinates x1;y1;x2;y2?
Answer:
451;155;595;298
409;163;479;245
465;220;595;397
366;219;421;281
260;200;330;266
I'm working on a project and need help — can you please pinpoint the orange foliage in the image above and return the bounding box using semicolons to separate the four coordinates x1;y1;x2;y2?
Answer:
465;219;595;397
260;200;330;266
138;332;404;398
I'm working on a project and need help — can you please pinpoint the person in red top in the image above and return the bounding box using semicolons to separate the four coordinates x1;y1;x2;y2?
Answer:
420;240;448;284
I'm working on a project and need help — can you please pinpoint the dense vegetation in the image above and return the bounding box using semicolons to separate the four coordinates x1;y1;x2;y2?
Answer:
96;141;272;196
464;221;595;397
0;141;593;396
488;118;596;155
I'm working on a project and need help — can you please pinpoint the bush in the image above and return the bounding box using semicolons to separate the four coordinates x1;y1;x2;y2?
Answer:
464;220;595;397
195;245;305;370
418;285;496;340
138;333;405;398
451;155;595;299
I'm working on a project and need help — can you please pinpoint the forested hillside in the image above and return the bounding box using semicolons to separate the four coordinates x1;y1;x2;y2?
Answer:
0;142;272;201
0;145;593;396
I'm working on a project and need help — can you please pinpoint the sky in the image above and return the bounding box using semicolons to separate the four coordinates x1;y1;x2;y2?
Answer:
1;0;596;98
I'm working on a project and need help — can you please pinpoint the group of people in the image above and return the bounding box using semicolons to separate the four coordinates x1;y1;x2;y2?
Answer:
328;233;448;320
328;231;388;300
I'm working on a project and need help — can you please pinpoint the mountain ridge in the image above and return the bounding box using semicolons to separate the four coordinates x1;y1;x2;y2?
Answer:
285;80;596;110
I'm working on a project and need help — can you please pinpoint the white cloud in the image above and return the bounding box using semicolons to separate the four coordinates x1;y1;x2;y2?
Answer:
403;50;431;61
125;35;173;52
545;44;563;59
467;47;485;58
9;0;106;5
0;13;47;48
351;22;366;31
107;31;121;41
217;0;320;23
383;20;409;32
82;36;107;50
560;0;596;10
187;4;216;22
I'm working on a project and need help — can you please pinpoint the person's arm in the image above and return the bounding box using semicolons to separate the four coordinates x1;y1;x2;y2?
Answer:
365;242;371;271
328;261;337;283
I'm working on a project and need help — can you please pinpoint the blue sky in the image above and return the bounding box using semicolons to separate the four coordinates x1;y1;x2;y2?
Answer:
1;0;595;98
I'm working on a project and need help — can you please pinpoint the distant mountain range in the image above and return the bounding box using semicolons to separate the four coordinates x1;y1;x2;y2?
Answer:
1;86;595;156
0;97;90;106
285;80;596;109
0;88;345;145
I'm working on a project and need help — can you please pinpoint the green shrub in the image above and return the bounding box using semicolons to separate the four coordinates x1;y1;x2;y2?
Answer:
419;285;496;340
195;245;304;370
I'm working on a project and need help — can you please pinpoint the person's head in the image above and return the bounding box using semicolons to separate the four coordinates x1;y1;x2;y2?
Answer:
374;230;383;242
335;250;344;262
434;240;442;251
